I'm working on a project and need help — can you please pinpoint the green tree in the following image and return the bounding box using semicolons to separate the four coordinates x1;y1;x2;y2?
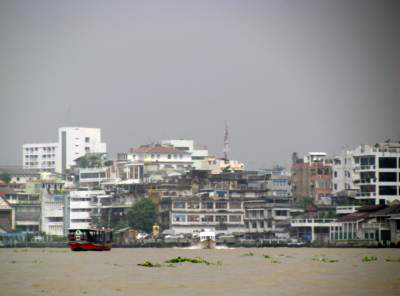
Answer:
0;173;11;183
128;198;156;233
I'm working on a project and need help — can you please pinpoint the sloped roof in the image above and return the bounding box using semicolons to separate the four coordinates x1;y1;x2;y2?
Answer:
371;204;400;217
338;212;370;222
0;166;39;176
131;145;187;155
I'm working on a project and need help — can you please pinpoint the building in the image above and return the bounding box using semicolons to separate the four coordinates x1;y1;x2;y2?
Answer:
129;144;192;176
0;196;15;232
68;190;106;230
161;139;209;169
263;166;291;197
0;166;41;185
41;191;66;236
332;142;400;205
22;127;107;174
22;143;58;172
160;192;246;235
291;152;333;202
245;200;303;239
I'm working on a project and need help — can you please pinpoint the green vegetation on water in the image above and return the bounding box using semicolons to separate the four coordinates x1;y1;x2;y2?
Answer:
362;256;378;262
241;252;254;257
137;261;161;268
385;258;400;263
138;257;221;268
312;257;339;263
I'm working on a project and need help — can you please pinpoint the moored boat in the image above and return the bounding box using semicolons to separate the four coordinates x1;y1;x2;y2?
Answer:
68;228;112;251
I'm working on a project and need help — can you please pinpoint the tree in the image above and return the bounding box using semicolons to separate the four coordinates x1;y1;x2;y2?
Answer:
128;198;156;233
0;173;11;183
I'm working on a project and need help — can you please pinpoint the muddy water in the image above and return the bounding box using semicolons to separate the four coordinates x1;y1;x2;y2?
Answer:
1;248;400;296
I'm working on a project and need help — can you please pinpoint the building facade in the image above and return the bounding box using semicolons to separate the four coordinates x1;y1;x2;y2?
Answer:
291;152;332;202
22;127;106;174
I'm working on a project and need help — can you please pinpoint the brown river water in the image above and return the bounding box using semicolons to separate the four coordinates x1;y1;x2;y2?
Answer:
1;248;400;296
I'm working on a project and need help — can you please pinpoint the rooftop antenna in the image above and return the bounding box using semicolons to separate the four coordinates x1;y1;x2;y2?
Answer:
223;121;229;160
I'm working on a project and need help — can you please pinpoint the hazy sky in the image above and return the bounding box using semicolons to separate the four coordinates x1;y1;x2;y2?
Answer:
1;0;399;169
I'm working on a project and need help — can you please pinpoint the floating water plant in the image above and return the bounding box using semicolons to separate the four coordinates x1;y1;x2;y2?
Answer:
362;256;378;262
241;252;254;257
137;261;161;268
385;258;400;263
165;256;214;265
263;255;271;259
312;257;339;263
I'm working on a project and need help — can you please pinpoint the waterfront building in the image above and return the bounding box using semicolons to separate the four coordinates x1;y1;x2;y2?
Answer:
22;127;107;174
245;199;303;239
0;196;15;232
5;190;41;233
291;152;333;202
332;142;400;205
68;190;106;229
41;191;66;236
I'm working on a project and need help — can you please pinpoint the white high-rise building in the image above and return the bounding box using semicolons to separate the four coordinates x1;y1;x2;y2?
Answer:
333;142;400;205
22;127;106;174
57;127;106;174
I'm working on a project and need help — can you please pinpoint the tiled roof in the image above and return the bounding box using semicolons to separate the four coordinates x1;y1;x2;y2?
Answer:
131;145;187;155
371;204;400;217
338;212;370;222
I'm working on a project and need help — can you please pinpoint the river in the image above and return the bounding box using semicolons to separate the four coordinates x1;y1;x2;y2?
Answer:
1;248;399;296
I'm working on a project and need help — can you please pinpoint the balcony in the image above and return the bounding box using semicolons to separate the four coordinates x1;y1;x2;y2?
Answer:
356;192;376;198
336;206;360;215
291;219;340;227
354;165;376;171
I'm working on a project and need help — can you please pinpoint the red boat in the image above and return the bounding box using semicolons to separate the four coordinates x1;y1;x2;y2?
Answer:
68;228;112;251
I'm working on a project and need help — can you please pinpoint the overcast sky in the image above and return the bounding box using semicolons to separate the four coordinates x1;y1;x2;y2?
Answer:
1;0;399;169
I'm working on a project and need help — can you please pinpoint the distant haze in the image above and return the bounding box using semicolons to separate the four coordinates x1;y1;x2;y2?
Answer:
1;0;399;169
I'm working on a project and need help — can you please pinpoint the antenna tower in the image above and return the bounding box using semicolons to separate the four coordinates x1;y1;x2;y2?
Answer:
223;121;230;160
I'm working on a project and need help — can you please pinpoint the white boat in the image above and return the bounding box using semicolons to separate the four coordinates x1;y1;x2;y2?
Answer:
195;229;216;249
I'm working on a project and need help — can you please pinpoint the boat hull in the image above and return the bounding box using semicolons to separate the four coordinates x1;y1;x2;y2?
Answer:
199;239;216;249
69;242;112;251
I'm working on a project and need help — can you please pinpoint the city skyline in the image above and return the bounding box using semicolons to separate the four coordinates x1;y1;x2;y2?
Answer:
1;0;400;169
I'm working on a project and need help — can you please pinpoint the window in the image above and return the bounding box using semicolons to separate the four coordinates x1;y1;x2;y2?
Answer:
252;222;257;228
379;172;397;182
187;202;200;209
216;201;227;209
173;214;186;222
216;215;227;223
187;215;200;222
334;184;338;190
275;210;287;216
85;137;90;143
229;201;241;209
379;157;397;169
379;186;397;196
202;202;213;209
173;201;185;209
259;221;264;228
168;154;171;159
229;215;241;222
203;215;214;222
396;220;400;231
334;171;338;178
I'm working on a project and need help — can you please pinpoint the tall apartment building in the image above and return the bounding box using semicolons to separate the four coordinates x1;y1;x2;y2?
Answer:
23;127;106;174
333;142;400;205
291;152;332;202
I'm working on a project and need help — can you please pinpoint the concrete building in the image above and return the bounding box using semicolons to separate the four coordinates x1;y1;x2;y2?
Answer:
41;191;65;236
263;166;291;197
22;143;58;172
161;139;209;169
0;196;15;232
332;150;360;196
160;193;246;235
291;152;333;202
22;127;106;174
129;144;192;174
333;142;400;205
68;190;106;230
